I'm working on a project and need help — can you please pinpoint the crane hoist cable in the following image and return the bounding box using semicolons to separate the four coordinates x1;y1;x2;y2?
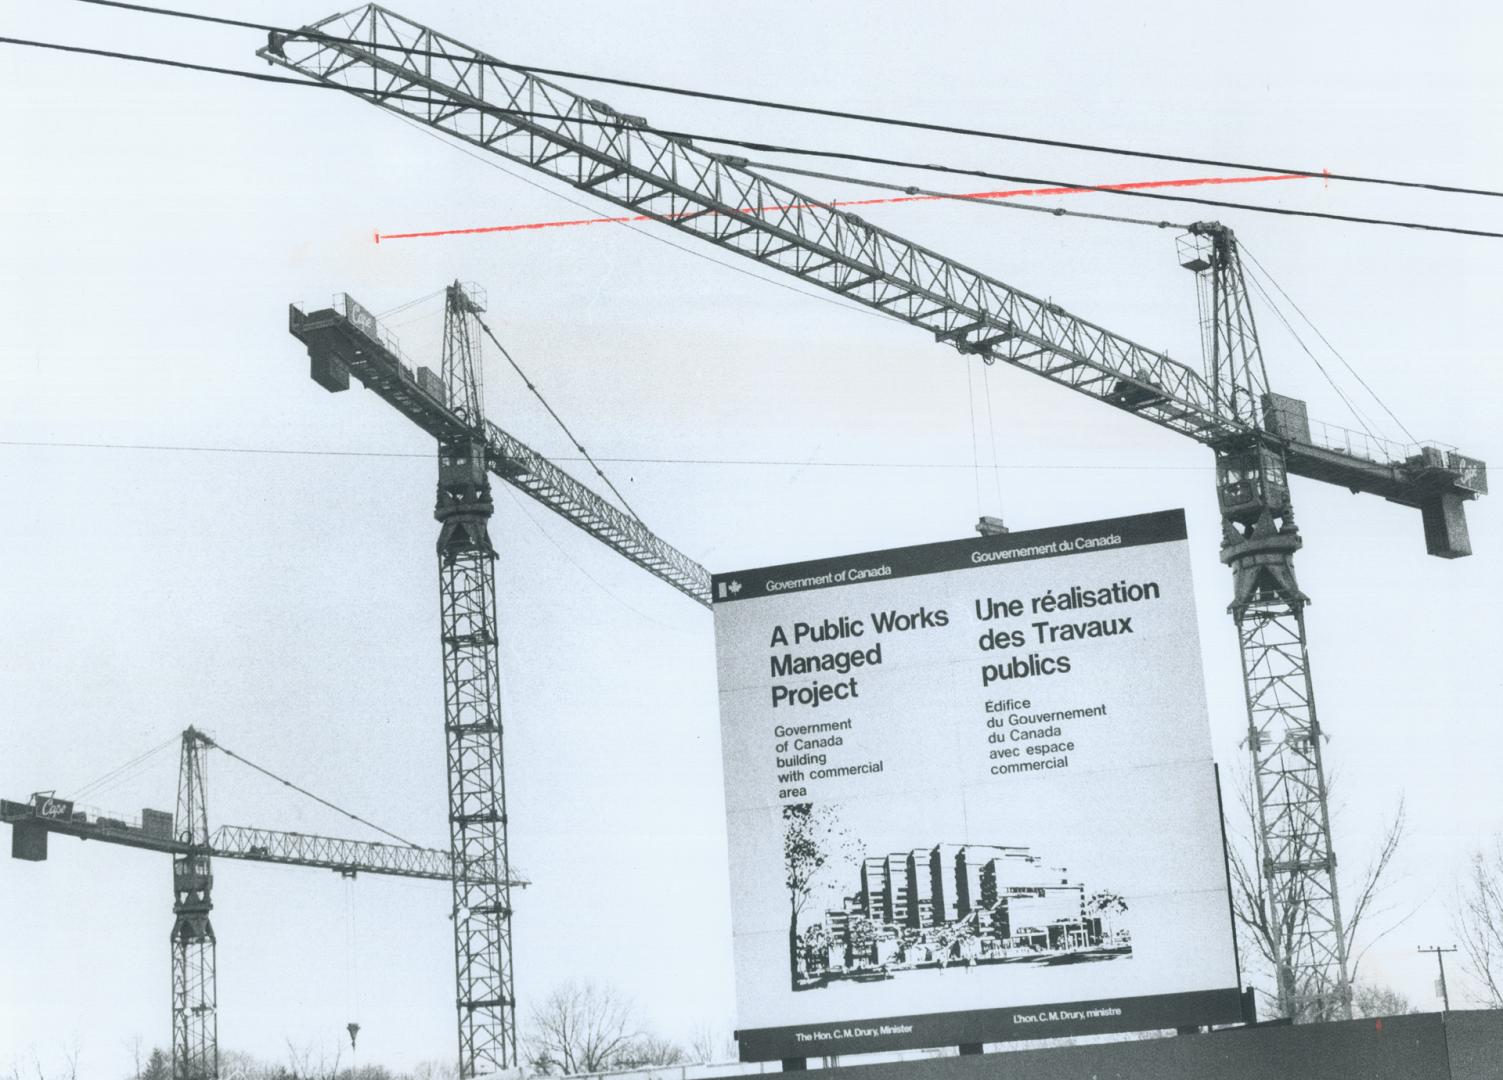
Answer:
980;364;1006;519
964;361;983;518
344;875;360;1042
67;0;1503;202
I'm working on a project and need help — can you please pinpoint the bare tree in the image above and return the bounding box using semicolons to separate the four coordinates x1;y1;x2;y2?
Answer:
1351;982;1415;1018
8;1041;82;1080
123;1037;144;1080
783;802;856;988
42;1038;80;1080
687;1022;735;1065
523;981;683;1076
1226;767;1409;1021
139;1048;170;1080
282;1039;342;1080
1454;833;1503;1006
615;1035;686;1070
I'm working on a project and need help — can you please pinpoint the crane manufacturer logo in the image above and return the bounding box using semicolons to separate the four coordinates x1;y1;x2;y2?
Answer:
33;796;72;821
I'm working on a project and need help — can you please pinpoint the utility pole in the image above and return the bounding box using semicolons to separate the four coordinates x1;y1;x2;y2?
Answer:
1418;945;1457;1014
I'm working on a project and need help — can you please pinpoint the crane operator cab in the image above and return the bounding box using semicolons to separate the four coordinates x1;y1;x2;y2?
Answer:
1216;439;1290;529
438;440;491;510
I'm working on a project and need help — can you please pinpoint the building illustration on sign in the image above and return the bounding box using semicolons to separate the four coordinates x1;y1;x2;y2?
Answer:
792;831;1131;991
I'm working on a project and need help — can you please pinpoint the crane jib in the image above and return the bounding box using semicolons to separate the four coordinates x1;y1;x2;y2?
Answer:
1;795;521;884
256;10;1224;438
286;298;714;604
259;7;1484;558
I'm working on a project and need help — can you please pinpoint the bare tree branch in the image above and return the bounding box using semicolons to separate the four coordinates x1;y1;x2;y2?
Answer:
1226;766;1410;1020
523;980;682;1076
1454;834;1503;1006
1344;798;1415;983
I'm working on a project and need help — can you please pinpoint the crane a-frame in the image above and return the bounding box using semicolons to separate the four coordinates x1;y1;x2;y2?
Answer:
2;727;515;1080
260;0;1485;1046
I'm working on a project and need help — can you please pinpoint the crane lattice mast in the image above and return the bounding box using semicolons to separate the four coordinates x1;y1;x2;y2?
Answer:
287;284;548;1073
1181;223;1350;1017
433;282;517;1070
259;5;1486;1026
172;729;217;1080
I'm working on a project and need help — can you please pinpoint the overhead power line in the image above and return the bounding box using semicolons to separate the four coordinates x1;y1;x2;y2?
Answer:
746;162;1195;229
6;35;1501;241
503;68;1503;203
0;33;325;88
1;438;1215;470
68;0;1503;202
702;141;1503;240
0;34;470;101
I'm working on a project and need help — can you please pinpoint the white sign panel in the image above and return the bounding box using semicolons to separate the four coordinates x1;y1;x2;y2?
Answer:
713;510;1242;1060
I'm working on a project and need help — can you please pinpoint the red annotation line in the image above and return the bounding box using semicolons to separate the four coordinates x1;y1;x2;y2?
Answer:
374;171;1309;243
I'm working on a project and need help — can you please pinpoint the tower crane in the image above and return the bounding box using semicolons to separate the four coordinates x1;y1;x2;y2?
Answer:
285;281;708;1077
2;727;518;1080
259;2;1485;1035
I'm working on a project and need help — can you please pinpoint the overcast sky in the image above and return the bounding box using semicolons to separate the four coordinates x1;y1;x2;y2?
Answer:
3;1;1501;1075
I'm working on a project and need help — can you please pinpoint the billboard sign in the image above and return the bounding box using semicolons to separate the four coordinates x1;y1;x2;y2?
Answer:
712;510;1242;1060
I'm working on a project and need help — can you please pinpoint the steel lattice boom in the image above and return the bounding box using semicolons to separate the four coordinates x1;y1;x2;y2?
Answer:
287;295;710;606
259;7;1483;549
259;12;1221;440
212;824;513;882
0;800;519;885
